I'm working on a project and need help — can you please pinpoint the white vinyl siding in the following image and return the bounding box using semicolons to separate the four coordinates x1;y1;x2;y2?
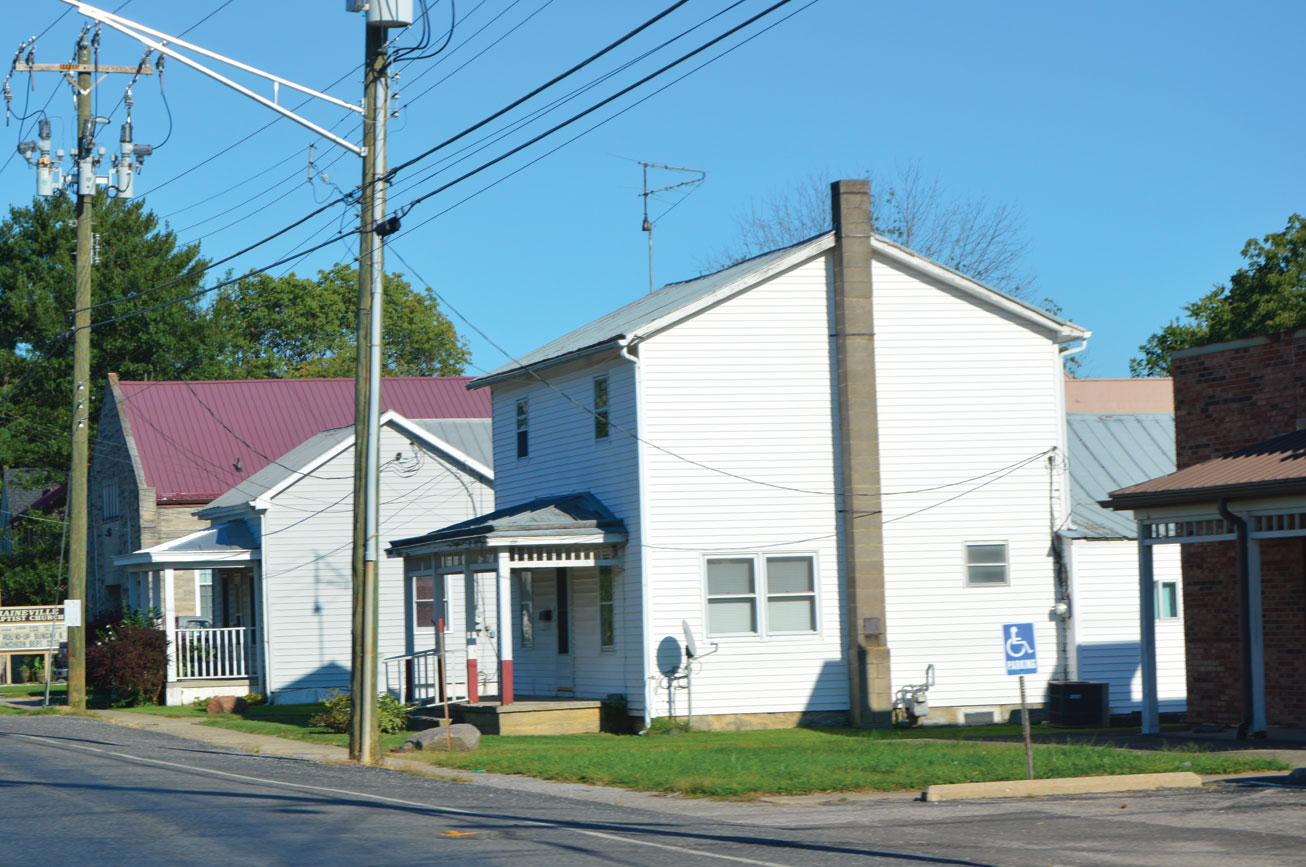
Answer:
639;255;846;718
490;362;641;708
1071;539;1187;713
260;422;493;703
873;254;1069;710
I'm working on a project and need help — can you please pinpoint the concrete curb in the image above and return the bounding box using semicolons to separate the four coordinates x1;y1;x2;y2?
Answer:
924;771;1203;802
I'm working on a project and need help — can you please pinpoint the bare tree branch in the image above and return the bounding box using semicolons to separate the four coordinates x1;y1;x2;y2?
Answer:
704;162;1034;298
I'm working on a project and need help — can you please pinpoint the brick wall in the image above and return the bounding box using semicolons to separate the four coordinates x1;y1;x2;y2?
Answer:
1172;328;1306;469
1171;329;1306;727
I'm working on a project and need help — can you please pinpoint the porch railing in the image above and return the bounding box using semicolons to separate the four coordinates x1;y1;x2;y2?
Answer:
176;627;253;680
383;649;468;705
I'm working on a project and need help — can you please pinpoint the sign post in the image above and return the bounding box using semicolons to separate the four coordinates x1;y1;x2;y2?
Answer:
1003;622;1037;780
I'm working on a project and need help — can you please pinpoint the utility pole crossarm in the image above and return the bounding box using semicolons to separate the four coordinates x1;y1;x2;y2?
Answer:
14;63;152;74
62;0;364;156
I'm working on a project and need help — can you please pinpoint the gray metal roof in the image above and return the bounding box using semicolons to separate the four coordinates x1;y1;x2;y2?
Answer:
388;492;626;552
1066;412;1175;539
476;234;834;383
202;418;492;513
474;230;1084;387
408;418;493;469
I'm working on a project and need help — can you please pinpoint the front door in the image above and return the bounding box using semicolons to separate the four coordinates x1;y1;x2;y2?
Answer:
555;568;573;692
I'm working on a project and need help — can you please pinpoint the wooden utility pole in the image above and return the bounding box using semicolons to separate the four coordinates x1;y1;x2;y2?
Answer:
350;20;388;765
66;33;95;711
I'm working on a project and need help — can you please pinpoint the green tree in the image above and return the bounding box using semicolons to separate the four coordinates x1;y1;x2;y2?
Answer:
1132;214;1306;376
203;262;469;379
0;192;212;470
0;507;64;606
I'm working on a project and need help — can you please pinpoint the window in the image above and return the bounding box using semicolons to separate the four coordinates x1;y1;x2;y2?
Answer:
412;574;445;631
517;571;534;648
598;566;615;649
516;398;529;458
102;483;118;520
593;376;610;440
1156;580;1179;619
706;554;817;636
197;570;213;621
965;543;1008;586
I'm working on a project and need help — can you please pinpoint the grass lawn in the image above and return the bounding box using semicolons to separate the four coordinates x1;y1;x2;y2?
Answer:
397;728;1287;797
81;700;1290;798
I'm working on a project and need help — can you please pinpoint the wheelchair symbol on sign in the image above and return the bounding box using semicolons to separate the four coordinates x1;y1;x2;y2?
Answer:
1006;626;1034;658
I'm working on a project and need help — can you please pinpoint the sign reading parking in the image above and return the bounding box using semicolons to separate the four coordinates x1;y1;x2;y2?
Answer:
1003;622;1037;675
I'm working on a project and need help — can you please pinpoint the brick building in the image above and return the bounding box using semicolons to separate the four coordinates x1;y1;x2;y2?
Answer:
1105;328;1306;734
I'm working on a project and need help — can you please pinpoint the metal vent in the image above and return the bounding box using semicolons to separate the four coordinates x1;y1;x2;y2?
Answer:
963;710;997;725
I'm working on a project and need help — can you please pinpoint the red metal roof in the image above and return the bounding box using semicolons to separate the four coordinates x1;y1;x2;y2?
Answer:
114;378;488;503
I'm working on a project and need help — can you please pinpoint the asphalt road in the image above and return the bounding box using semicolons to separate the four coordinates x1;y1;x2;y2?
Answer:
2;713;1303;866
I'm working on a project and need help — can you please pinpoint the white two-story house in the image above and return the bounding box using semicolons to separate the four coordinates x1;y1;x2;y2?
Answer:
389;180;1090;729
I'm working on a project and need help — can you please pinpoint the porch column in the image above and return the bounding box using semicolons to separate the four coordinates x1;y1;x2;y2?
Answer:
1137;522;1159;735
1248;539;1267;733
464;559;479;702
497;551;514;705
163;569;177;685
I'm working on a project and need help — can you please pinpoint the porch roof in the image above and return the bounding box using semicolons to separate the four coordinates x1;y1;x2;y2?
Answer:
115;520;259;569
386;492;626;556
1103;427;1306;510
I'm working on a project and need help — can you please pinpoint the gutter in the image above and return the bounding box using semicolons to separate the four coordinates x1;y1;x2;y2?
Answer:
620;338;656;728
1216;498;1261;740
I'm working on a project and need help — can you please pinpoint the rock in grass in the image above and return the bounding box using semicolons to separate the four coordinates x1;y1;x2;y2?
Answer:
402;723;480;752
206;695;249;714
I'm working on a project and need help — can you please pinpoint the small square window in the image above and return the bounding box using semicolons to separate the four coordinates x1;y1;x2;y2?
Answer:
515;399;529;459
965;543;1008;586
1156;580;1179;619
593;376;609;440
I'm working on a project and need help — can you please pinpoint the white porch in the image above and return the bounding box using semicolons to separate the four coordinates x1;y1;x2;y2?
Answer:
114;521;263;705
387;492;627;709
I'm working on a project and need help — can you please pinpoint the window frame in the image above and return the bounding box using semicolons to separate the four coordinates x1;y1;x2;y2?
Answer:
963;541;1010;587
702;552;820;638
1155;579;1180;620
515;398;530;459
410;572;446;633
593;375;610;441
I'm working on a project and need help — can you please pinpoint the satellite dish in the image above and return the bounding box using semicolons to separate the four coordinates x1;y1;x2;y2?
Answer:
682;619;700;659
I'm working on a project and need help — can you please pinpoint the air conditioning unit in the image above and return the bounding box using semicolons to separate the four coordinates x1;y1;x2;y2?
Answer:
1046;681;1110;728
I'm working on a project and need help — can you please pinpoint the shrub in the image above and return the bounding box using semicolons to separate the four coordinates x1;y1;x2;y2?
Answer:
309;691;411;734
242;693;267;706
86;618;168;707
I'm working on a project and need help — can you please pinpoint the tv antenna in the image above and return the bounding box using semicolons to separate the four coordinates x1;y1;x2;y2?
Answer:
639;161;705;293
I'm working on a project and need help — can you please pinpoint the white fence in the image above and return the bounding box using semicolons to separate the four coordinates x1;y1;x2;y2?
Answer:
383;649;469;705
176;627;252;680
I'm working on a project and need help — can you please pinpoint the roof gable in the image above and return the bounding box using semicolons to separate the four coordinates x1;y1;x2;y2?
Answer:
199;414;493;515
474;232;1086;387
114;377;489;504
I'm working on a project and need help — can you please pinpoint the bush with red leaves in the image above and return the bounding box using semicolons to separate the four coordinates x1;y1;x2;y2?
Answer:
86;616;168;707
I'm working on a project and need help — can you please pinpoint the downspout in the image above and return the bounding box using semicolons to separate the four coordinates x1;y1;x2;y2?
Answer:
1216;497;1255;740
620;339;655;728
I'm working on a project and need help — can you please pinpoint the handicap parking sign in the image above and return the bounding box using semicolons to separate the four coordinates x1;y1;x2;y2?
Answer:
1003;622;1037;675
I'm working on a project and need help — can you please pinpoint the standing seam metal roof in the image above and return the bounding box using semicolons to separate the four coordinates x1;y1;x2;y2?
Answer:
116;378;490;503
1066;412;1176;539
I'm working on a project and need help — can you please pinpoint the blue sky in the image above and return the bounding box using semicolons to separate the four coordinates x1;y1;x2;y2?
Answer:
3;0;1303;379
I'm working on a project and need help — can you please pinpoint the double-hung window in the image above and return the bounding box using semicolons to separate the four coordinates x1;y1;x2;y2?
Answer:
964;542;1009;586
705;554;817;636
516;399;529;458
413;574;445;631
593;376;610;440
